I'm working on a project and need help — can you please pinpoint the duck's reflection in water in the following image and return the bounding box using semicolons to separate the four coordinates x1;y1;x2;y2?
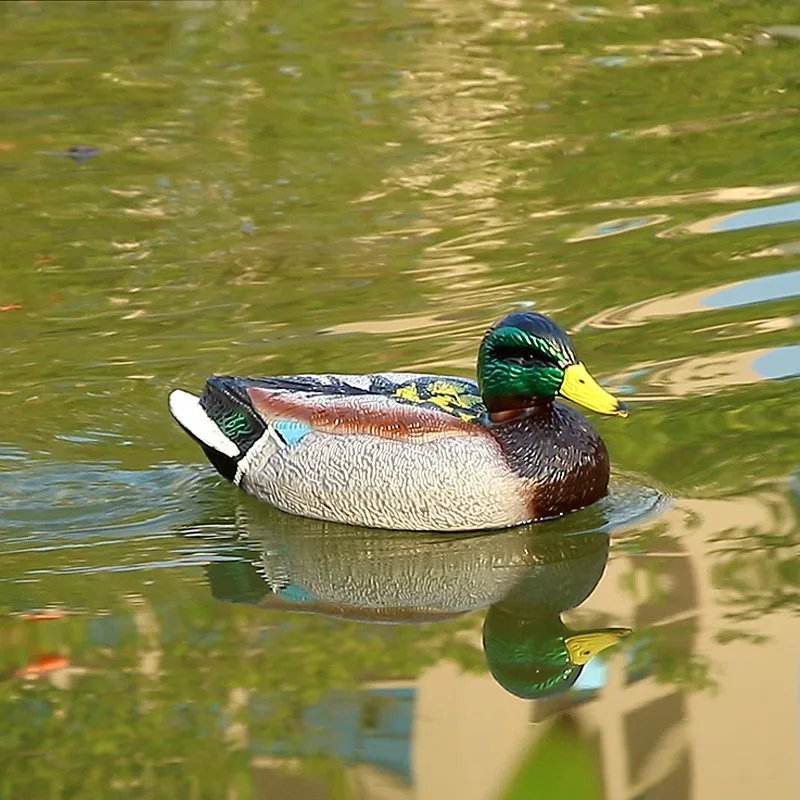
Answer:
203;499;632;700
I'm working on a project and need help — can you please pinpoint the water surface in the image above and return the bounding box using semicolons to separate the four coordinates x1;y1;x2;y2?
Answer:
1;2;798;798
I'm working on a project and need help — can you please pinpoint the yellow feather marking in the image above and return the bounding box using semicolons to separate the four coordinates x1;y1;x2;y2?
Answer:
394;384;422;403
429;381;462;397
430;381;483;410
427;394;458;411
393;380;484;421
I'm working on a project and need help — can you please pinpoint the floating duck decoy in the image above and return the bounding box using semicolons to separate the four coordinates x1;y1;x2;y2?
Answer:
170;312;627;531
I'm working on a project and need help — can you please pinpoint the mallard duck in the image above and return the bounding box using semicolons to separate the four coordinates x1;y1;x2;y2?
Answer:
169;311;627;531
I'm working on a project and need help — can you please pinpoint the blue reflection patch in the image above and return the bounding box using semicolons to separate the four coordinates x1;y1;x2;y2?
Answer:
752;345;800;381
573;657;608;692
703;269;800;310
711;200;800;233
279;584;317;603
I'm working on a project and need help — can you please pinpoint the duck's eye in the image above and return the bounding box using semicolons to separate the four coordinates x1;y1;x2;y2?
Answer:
494;345;559;368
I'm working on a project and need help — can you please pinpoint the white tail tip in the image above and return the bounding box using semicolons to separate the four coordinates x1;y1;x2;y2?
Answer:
168;389;240;458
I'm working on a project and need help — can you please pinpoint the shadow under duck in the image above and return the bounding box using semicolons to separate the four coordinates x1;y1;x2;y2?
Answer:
169;311;627;531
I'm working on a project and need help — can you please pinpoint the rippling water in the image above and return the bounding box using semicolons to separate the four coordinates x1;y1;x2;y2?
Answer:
1;2;798;798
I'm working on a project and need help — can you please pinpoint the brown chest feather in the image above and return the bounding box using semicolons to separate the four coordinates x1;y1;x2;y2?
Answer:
488;402;610;520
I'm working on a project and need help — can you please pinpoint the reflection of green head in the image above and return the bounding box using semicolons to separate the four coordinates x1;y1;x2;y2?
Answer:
482;607;632;700
481;529;631;699
483;607;580;699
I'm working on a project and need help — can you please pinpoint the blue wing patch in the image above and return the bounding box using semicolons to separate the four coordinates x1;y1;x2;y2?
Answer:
273;419;313;446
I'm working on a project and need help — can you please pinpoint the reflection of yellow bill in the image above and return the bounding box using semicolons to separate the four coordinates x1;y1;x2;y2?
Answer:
560;363;628;417
565;628;632;665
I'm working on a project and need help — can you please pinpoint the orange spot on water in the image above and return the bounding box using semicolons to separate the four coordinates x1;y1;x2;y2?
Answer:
0;304;22;312
21;612;65;622
16;654;70;678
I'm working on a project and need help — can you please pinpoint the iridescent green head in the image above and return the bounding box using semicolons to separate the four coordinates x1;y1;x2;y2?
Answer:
477;311;627;416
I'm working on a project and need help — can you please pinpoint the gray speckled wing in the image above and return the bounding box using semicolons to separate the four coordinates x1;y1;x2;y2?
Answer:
245;371;486;422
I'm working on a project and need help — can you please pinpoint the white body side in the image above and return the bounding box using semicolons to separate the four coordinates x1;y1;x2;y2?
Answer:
238;431;531;531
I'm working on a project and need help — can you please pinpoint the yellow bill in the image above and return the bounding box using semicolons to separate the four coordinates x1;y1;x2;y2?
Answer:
564;628;632;666
560;363;628;417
